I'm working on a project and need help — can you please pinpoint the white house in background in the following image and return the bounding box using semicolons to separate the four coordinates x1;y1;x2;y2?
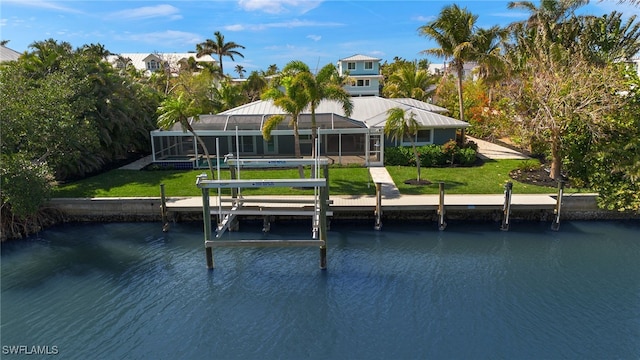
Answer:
105;52;216;76
0;45;21;63
428;61;479;79
630;57;640;77
338;54;383;96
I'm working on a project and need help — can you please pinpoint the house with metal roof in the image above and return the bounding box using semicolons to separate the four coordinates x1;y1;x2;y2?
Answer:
338;54;384;96
150;96;469;168
105;52;216;76
0;45;21;63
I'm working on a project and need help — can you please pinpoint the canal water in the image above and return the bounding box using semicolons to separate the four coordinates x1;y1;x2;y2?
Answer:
1;220;639;359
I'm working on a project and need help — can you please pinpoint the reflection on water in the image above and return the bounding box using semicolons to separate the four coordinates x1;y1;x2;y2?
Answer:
2;220;639;359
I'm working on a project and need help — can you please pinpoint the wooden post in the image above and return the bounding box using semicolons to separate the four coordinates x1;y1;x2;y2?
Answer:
500;182;513;231
374;182;382;230
551;180;564;231
160;183;169;232
199;174;214;269
319;183;328;270
438;182;447;231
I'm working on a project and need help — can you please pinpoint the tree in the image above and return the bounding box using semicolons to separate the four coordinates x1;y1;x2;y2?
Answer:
510;53;626;180
243;71;268;102
472;25;509;104
384;107;425;183
261;65;311;178
156;94;215;178
196;31;245;76
382;60;436;101
419;5;479;124
234;64;246;78
211;79;247;112
284;61;353;162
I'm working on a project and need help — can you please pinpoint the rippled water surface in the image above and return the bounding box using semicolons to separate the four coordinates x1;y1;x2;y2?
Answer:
2;220;639;359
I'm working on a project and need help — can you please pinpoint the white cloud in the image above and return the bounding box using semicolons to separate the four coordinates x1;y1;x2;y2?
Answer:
413;15;435;23
238;0;323;14
307;34;321;42
225;19;342;31
108;4;182;21
2;0;83;14
123;30;202;46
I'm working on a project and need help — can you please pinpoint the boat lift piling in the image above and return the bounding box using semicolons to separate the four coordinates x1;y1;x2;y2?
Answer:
197;154;331;270
551;180;565;231
438;182;447;231
500;182;513;231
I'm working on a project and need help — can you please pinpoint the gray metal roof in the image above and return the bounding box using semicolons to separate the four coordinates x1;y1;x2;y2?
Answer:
339;54;381;61
220;96;467;129
0;45;21;63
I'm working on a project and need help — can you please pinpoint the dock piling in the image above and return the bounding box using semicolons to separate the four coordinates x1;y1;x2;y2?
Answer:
374;183;382;230
160;183;169;232
551;180;564;231
438;182;447;231
500;182;513;231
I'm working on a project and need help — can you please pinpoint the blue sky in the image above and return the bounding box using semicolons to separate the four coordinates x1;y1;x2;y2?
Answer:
1;0;638;75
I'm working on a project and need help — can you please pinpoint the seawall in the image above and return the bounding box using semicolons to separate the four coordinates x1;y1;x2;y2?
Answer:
47;194;639;224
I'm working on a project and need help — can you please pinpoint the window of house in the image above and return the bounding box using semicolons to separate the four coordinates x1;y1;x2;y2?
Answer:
365;79;370;87
364;61;373;70
231;136;255;154
147;60;159;70
357;79;364;87
347;62;356;70
350;80;356;86
401;129;432;145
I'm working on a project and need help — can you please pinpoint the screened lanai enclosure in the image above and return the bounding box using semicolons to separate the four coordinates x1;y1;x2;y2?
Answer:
150;113;385;169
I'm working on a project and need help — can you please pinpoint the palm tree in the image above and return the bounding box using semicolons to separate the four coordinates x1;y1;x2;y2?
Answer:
419;4;478;124
385;107;423;182
283;61;353;162
507;0;588;44
261;68;310;178
157;94;215;177
196;31;245;76
234;64;246;78
382;61;436;101
472;26;509;104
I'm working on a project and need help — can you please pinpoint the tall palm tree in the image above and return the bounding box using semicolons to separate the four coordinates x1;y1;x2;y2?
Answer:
284;61;353;162
382;60;436;101
507;0;588;44
196;31;245;76
419;5;479;125
385;107;423;182
234;64;246;78
157;94;215;177
261;68;310;178
473;25;509;104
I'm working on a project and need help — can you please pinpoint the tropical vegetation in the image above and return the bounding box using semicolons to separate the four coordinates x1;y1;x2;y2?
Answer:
2;1;640;239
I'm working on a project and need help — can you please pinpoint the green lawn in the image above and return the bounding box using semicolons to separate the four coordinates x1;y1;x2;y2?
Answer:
387;159;571;194
52;159;579;198
53;167;376;198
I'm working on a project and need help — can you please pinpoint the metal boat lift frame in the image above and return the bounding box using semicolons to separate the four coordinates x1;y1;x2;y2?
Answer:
196;156;331;270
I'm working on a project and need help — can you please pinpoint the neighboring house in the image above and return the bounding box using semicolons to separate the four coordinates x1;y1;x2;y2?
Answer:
429;61;478;79
105;52;216;76
338;54;383;96
0;45;21;63
150;96;468;168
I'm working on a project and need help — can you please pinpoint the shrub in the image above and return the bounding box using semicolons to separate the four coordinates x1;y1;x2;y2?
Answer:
384;146;412;166
419;145;448;167
455;147;477;166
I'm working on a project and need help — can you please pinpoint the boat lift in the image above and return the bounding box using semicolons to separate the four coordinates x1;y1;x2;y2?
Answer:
196;139;331;270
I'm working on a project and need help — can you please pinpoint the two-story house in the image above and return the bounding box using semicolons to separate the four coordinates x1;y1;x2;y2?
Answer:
338;54;383;96
106;52;216;76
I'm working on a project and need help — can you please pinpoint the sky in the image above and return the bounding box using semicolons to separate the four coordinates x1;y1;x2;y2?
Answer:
1;0;639;75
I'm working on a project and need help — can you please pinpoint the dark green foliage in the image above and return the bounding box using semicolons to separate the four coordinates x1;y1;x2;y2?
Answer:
384;144;477;167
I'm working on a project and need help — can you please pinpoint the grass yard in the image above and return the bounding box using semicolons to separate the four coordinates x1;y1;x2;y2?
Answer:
53;167;376;198
53;159;581;198
387;159;572;195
